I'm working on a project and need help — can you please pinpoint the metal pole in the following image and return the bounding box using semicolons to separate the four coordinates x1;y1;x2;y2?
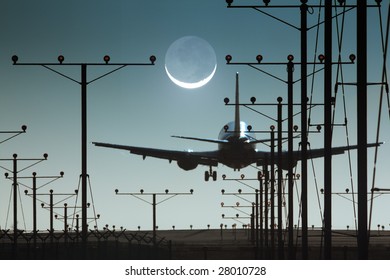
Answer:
64;203;68;233
64;203;68;244
153;193;157;246
81;64;88;247
287;57;295;259
270;127;275;259
32;172;37;248
300;0;309;260
50;190;53;232
277;97;284;259
264;164;269;251
76;214;79;236
257;186;261;257
324;0;333;260
357;0;368;260
251;205;255;244
12;154;17;247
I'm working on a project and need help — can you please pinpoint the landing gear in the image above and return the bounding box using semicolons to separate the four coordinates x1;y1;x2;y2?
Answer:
205;167;217;181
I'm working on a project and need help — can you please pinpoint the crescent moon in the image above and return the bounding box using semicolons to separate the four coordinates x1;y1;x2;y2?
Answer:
165;64;217;89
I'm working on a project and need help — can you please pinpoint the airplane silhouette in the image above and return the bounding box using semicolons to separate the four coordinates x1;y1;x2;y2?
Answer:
93;73;381;181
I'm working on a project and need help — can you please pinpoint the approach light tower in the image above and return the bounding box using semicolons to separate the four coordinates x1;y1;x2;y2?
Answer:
11;54;156;252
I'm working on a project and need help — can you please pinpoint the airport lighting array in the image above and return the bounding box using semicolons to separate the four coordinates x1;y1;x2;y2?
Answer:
224;0;385;260
6;171;64;246
11;54;156;255
114;188;193;245
0;153;48;251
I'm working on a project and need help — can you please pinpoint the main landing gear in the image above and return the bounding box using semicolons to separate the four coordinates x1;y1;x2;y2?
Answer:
205;167;217;181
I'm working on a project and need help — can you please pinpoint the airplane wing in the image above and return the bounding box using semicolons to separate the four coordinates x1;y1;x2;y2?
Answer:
295;142;383;161
92;142;219;167
253;142;382;169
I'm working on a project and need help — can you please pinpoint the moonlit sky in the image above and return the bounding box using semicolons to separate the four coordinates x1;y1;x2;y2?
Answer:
0;0;389;233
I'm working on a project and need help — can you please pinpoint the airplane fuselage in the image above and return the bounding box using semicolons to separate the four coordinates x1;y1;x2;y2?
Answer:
217;121;257;170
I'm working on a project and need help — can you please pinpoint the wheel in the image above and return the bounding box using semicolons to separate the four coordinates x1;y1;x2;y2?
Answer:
212;171;217;181
205;171;210;182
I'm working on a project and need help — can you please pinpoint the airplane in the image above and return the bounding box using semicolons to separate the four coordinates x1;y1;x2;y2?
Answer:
93;73;382;181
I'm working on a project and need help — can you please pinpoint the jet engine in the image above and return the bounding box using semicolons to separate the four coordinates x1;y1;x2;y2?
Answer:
177;160;198;171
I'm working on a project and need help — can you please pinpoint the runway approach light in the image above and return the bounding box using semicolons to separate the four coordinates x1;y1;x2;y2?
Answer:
349;54;356;63
226;0;233;6
287;54;294;62
250;96;256;104
12;55;18;64
318;54;325;63
256;54;263;63
57;55;64;64
224;97;230;105
103;55;110;64
225;55;232;64
149;55;156;64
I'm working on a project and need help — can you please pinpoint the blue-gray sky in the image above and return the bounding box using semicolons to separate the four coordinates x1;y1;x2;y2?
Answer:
0;0;389;232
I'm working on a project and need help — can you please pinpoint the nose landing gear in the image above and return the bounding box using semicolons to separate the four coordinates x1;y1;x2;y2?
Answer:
205;167;217;181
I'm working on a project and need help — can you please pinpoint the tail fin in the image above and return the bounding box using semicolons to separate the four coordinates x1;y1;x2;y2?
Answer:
234;72;240;134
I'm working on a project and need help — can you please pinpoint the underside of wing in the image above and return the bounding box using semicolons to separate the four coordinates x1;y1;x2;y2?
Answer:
295;142;383;161
92;142;219;169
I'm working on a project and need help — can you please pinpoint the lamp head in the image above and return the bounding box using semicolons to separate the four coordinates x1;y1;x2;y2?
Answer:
149;55;156;64
12;55;19;65
58;55;65;64
225;54;232;63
